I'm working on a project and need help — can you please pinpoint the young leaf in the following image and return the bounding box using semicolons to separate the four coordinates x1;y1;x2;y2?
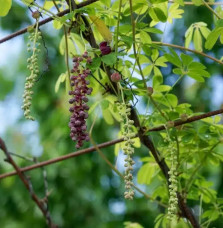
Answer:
200;26;211;39
55;73;66;93
140;31;152;44
193;28;202;51
101;53;117;65
168;3;184;24
192;0;202;6
205;27;223;50
181;53;193;66
153;7;167;22
166;94;178;107
89;15;112;42
0;0;12;17
137;163;156;185
185;26;193;48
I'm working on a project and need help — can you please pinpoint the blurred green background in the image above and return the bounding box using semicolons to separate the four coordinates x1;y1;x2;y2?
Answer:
0;1;223;228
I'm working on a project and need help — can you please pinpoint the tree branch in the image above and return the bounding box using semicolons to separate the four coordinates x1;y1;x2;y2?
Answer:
168;0;223;5
0;0;98;44
0;107;222;180
153;41;223;65
0;138;57;228
147;108;223;132
130;108;201;228
0;138;124;180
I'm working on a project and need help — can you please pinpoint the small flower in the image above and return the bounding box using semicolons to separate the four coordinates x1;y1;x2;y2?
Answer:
117;102;135;200
99;41;111;55
22;27;41;120
68;52;92;149
111;72;121;82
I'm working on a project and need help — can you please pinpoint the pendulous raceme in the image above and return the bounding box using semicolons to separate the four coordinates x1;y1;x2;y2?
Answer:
68;52;93;149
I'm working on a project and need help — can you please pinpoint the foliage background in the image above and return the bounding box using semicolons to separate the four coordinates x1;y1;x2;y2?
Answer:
0;1;223;227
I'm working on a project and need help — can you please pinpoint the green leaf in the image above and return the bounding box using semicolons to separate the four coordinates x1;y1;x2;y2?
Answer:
200;26;211;39
140;31;152;44
120;34;133;49
188;62;206;70
53;19;63;30
187;72;205;82
102;109;114;125
70;33;85;54
88;57;101;71
0;0;12;17
166;94;178;107
193;28;202;51
101;53;117;65
153;7;167;22
55;73;67;93
101;100;109;109
168;3;184;23
59;35;77;56
137;163;156;185
192;0;202;6
155;56;167;67
100;0;111;7
143;27;163;34
155;85;171;92
205;27;223;50
216;19;223;28
181;53;193;66
143;65;153;77
151;49;159;62
150;0;167;3
185;26;193;48
173;68;183;75
153;75;163;88
21;0;33;5
164;53;182;67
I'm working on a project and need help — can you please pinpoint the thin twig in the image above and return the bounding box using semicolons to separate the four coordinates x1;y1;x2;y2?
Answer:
202;0;222;19
90;136;167;208
152;41;223;65
0;0;98;44
0;138;57;228
146;108;223;132
130;108;200;228
168;0;223;5
0;138;125;180
129;0;147;88
0;107;222;180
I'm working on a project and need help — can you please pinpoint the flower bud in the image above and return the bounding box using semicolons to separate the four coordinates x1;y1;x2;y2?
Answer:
111;72;121;82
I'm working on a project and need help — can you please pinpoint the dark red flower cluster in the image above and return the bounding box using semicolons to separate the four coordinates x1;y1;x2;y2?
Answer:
68;52;93;149
99;41;111;55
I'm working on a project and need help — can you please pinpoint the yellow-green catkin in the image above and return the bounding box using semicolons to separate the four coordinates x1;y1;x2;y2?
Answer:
167;144;178;220
22;25;41;120
117;102;135;200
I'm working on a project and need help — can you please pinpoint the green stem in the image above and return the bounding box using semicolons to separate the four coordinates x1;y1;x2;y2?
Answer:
202;0;222;19
185;142;220;192
89;136;167;208
129;0;147;89
115;0;122;69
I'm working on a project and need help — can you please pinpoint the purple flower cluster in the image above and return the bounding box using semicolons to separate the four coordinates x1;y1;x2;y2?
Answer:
68;52;93;149
99;41;111;55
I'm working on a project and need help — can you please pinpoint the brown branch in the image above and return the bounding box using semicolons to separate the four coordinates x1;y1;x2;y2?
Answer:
130;108;201;228
148;108;223;132
1;107;222;180
0;138;57;228
0;0;98;44
153;41;223;65
0;138;124;180
168;0;223;5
